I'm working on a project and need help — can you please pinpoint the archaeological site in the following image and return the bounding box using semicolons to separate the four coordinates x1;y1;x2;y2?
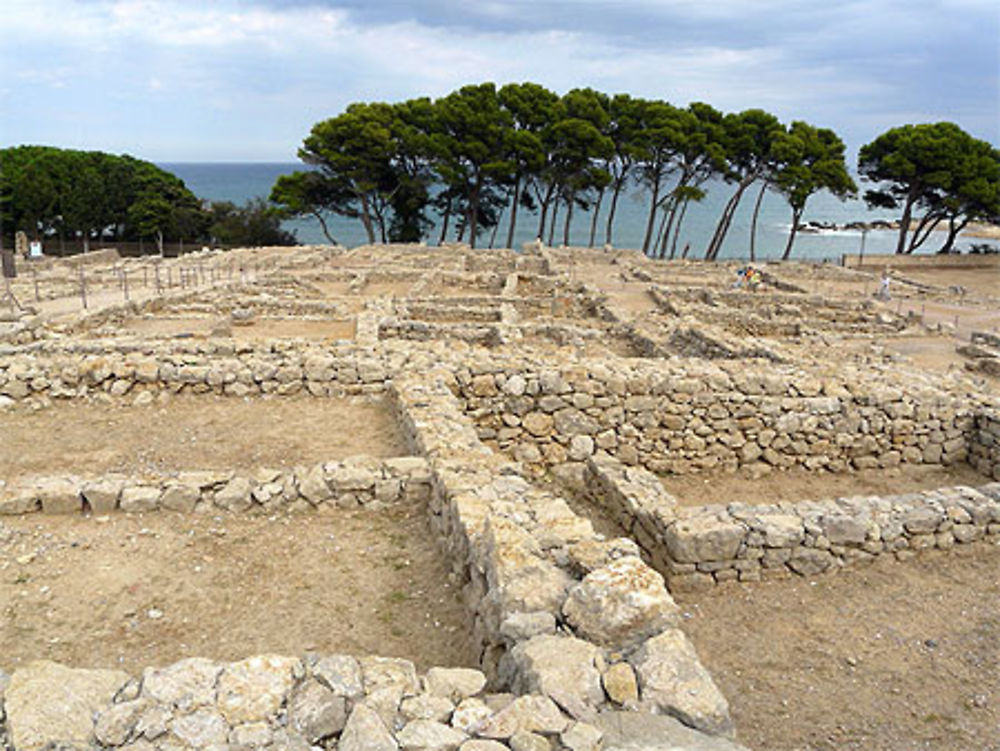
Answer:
0;242;998;751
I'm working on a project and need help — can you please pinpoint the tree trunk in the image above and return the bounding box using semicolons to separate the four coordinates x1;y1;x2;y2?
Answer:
438;196;452;245
705;179;752;261
907;212;943;253
535;183;556;241
670;198;691;259
895;187;918;254
563;195;574;247
588;188;604;247
468;179;480;249
605;178;626;247
359;194;376;244
938;217;969;253
782;207;803;260
505;177;521;250
749;182;767;262
653;202;670;259
156;230;164;257
312;211;338;245
489;207;503;248
658;193;682;259
547;199;559;247
641;174;662;256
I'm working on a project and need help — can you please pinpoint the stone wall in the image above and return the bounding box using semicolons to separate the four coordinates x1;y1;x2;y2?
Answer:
582;453;1000;591
0;340;395;403
970;410;1000;480
0;456;431;516
454;356;991;476
0;651;749;751
391;372;738;740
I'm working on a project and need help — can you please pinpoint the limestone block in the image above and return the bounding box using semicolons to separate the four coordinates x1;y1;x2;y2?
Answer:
214;475;253;511
631;629;732;737
477;695;569;739
787;546;836;575
503;635;604;719
339;704;399;751
401;694;455;724
499;611;557;642
554;408;600;436
5;660;129;751
361;656;420;695
425;667;487;703
450;697;492;734
752;514;803;548
288;679;347;742
663;515;745;563
82;476;125;513
160;482;200;513
820;514;868;545
596;710;750;751
397;719;468;751
216;654;300;724
94;698;150;746
142;657;222;709
35;477;81;514
298;464;332;505
601;663;638;705
120;485;162;513
561;721;603;751
522;412;554;437
169;707;229;748
562;556;679;649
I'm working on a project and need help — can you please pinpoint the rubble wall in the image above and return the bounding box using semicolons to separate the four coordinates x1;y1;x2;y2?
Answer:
454;358;989;475
582;453;1000;591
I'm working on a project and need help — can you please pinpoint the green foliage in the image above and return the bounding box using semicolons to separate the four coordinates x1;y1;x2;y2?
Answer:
278;83;865;257
207;198;297;248
772;122;856;259
0;145;205;251
859;122;1000;253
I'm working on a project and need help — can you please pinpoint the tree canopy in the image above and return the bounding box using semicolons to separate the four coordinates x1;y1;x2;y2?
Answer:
859;122;1000;254
0;145;206;252
274;82;870;260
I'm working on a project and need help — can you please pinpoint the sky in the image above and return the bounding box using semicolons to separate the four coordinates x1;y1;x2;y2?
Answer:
2;0;998;163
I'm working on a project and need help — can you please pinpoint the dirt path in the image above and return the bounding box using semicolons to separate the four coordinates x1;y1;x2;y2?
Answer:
677;543;1000;751
0;505;476;674
1;395;408;480
659;463;991;508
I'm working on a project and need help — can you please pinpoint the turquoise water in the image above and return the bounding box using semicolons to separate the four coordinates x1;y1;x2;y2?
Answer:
160;162;979;260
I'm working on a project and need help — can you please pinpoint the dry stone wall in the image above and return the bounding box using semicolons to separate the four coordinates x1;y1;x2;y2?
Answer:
390;372;740;742
454;356;992;476
0;456;431;516
0;340;396;403
583;453;1000;591
0;651;747;751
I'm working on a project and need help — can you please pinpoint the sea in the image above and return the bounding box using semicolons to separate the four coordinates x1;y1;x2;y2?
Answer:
159;162;983;261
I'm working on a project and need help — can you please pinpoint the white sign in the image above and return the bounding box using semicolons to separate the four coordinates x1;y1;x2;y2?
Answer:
28;241;42;258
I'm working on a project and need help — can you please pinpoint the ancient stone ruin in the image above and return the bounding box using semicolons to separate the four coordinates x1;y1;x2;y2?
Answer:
0;242;998;750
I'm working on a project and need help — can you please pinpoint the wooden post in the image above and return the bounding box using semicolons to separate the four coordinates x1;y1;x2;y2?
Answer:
123;269;129;301
155;264;162;294
79;266;87;309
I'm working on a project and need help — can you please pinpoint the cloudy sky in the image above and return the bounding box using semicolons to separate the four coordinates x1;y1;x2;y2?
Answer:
2;0;997;162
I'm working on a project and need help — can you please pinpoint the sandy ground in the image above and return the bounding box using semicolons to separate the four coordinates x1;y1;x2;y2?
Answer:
0;504;476;674
677;543;1000;751
659;463;991;507
121;316;357;341
0;395;407;480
